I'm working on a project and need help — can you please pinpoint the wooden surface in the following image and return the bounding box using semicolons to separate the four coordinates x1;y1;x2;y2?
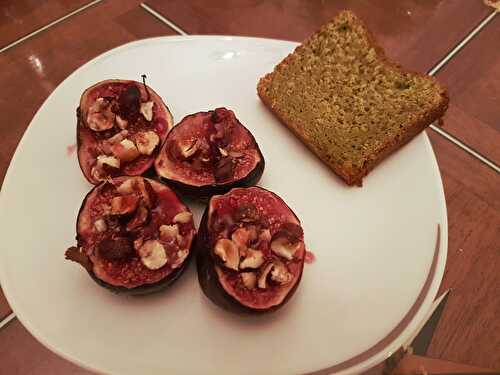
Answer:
0;0;499;373
0;319;92;375
0;0;176;356
0;0;174;185
0;0;89;47
436;16;500;165
426;133;500;368
145;0;491;72
0;290;10;321
393;354;498;374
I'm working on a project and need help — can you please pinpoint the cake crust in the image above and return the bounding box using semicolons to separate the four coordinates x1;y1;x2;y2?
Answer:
257;10;449;186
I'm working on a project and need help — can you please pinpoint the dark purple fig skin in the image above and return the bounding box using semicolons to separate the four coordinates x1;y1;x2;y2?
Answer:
77;79;174;185
76;107;88;181
162;158;265;202
88;248;194;296
71;177;195;296
196;192;303;314
155;110;265;201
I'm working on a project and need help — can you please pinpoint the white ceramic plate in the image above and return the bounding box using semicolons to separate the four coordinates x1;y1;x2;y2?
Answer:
0;36;447;375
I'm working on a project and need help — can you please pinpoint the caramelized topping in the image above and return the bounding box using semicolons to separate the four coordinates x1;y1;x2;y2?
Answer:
105;130;128;145
118;85;141;122
270;237;301;260
270;261;293;285
230;226;257;250
239;249;264;269
159;224;179;242
257;262;274;289
166;108;251;182
173;211;193;224
233;204;260;223
94;218;107;233
138;240;167;270
213;209;303;290
91;155;120;181
110;139;140;162
98;238;134;262
115;115;128;130
214;239;239;271
87;98;115;132
214;157;233;182
140;101;154;121
116;178;156;208
178;138;200;159
273;222;303;243
125;203;149;231
110;195;139;216
240;272;257;289
136;131;160;155
258;260;292;289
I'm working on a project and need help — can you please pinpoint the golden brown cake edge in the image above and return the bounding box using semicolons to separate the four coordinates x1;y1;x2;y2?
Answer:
257;10;449;186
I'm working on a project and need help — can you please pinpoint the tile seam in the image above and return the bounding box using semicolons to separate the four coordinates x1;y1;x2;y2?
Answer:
139;5;499;171
140;3;188;35
0;312;16;331
0;0;103;53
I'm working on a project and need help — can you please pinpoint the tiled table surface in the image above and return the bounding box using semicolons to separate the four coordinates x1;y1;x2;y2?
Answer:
0;1;499;373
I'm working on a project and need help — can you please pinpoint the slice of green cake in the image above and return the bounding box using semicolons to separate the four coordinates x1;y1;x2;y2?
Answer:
257;10;448;186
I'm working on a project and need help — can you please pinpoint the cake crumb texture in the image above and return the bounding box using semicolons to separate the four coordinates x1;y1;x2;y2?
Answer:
257;10;449;185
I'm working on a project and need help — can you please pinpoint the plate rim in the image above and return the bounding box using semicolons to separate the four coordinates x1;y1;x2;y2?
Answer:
0;35;448;375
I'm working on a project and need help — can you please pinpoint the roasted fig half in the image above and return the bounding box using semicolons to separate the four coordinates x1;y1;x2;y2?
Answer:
197;187;305;313
155;107;264;199
65;176;196;295
77;79;174;184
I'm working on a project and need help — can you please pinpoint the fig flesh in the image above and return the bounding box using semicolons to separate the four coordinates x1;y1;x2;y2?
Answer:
155;108;264;199
65;176;196;295
77;79;173;184
196;187;305;313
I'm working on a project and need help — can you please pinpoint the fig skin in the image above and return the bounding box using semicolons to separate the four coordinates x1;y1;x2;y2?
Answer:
88;250;193;296
196;188;304;314
77;79;174;185
164;159;265;201
70;177;195;296
155;110;265;201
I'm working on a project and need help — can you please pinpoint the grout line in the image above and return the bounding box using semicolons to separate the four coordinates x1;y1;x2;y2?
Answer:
0;312;16;331
425;9;499;173
0;0;492;343
427;10;498;76
0;0;102;54
141;1;498;173
140;3;188;36
429;125;500;173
